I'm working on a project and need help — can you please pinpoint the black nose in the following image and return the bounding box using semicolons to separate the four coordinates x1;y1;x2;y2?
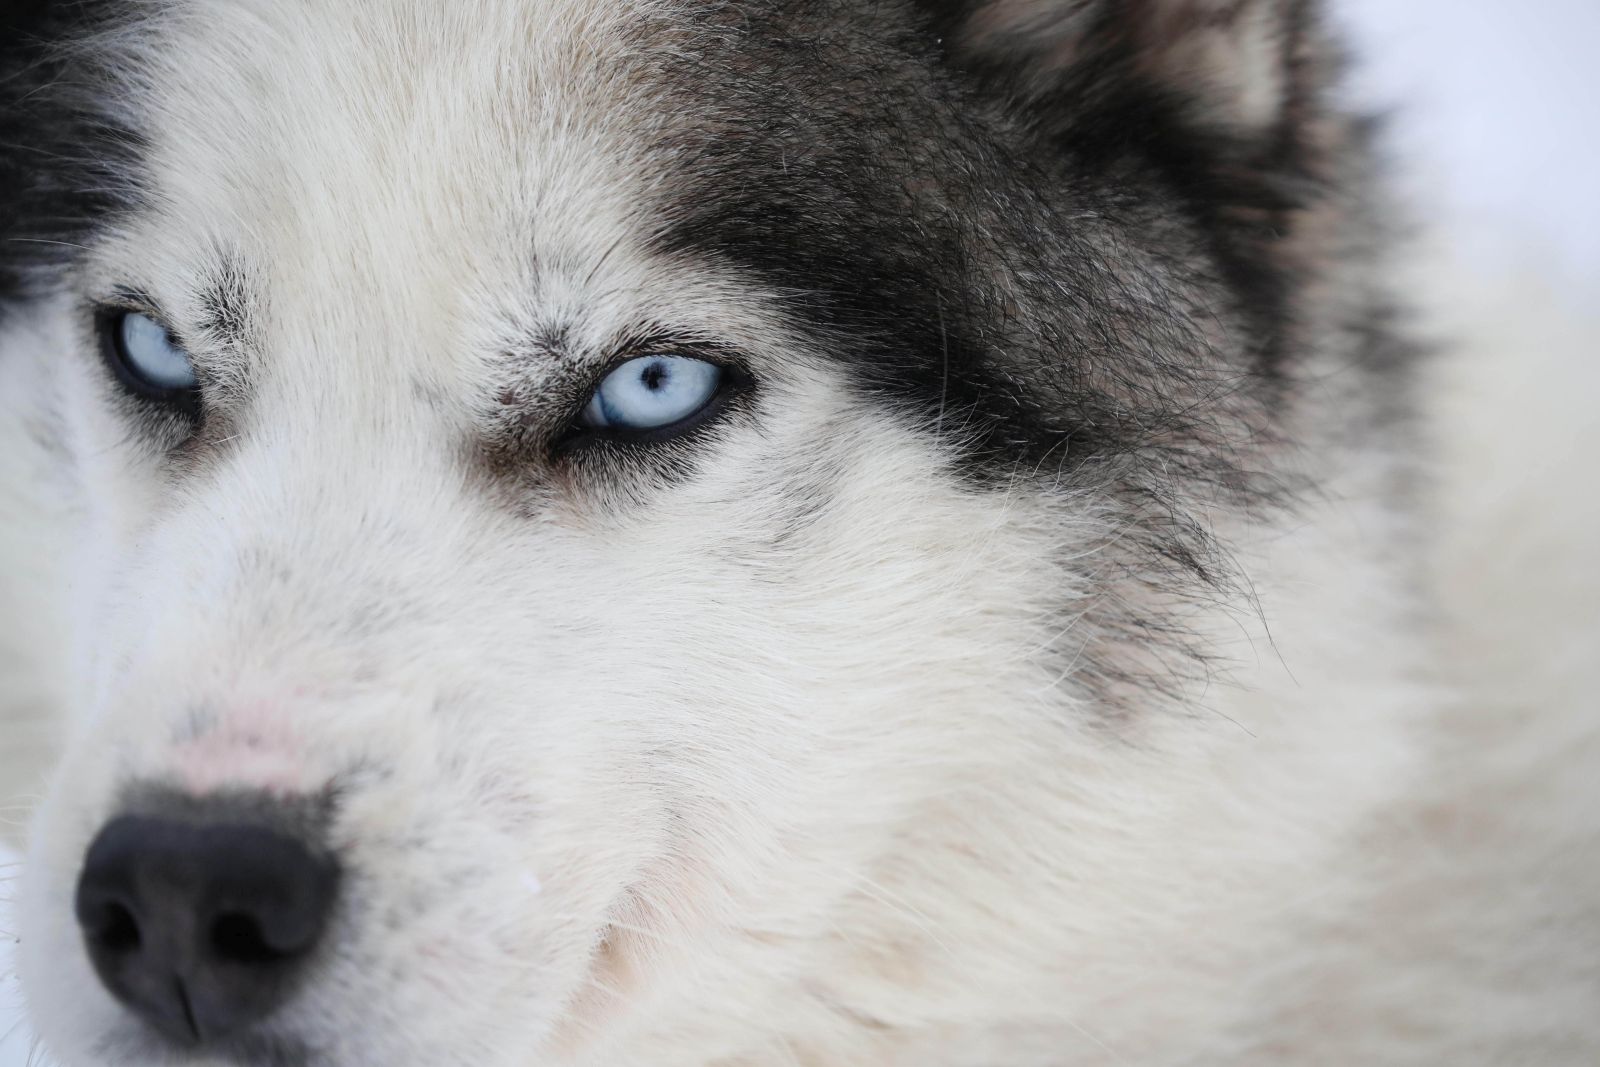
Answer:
74;811;340;1045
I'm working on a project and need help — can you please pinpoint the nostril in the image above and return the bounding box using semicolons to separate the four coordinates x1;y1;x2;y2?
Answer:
88;899;144;954
210;912;291;966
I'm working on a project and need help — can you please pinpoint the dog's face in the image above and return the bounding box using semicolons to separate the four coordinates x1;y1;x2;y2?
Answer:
6;1;1380;1064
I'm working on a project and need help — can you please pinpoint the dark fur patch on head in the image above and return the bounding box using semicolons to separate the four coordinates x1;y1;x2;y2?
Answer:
0;0;145;321
650;0;1303;480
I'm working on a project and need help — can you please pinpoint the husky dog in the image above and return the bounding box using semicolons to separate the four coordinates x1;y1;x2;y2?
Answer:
2;0;1596;1064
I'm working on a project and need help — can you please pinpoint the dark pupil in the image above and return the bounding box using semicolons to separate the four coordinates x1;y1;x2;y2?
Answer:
640;361;668;391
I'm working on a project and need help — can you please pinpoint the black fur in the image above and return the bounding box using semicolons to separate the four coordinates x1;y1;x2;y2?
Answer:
0;0;143;322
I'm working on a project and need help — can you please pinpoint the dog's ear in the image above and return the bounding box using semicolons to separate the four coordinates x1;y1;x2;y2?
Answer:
923;0;1331;142
921;0;1349;367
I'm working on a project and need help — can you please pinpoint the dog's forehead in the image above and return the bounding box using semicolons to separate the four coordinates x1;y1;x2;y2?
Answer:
119;0;716;315
93;0;1023;442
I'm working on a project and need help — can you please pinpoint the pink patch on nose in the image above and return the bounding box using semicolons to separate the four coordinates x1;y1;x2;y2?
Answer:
170;700;317;796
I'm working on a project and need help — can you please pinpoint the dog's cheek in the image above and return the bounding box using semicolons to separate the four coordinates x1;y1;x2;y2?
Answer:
538;417;1079;1028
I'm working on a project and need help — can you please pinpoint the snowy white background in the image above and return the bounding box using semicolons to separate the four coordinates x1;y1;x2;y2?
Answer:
3;1;1597;1062
1337;0;1599;290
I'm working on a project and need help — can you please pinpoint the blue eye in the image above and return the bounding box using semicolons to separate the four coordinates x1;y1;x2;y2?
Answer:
109;310;198;396
581;355;724;433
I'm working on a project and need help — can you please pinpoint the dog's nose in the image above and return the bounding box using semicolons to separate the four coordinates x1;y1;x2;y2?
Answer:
74;809;339;1045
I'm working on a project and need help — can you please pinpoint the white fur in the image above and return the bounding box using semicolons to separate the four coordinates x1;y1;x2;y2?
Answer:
2;2;1597;1064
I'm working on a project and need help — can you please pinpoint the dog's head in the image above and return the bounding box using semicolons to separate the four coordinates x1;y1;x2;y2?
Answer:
3;1;1392;1064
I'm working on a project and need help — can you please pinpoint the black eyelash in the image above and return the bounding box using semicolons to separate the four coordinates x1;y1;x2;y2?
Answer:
95;304;203;420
